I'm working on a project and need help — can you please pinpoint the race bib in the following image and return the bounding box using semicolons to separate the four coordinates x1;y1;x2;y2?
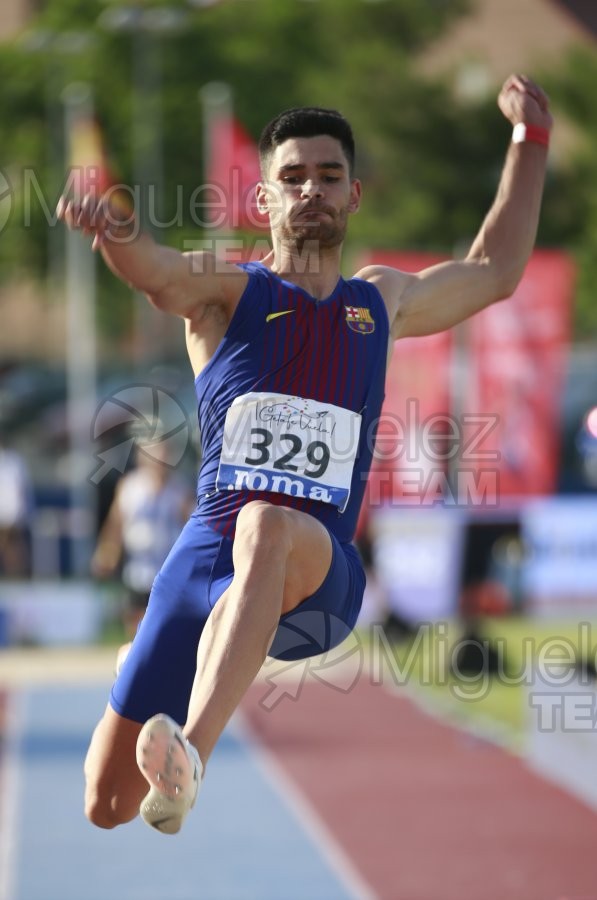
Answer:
216;392;362;513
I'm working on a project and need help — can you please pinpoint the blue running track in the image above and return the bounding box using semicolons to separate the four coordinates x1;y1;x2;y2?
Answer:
0;685;359;900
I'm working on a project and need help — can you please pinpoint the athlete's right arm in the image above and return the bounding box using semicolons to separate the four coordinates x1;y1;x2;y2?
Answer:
56;191;248;319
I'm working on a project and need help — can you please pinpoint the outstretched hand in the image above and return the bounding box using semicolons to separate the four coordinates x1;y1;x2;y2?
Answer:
56;191;135;251
498;74;553;131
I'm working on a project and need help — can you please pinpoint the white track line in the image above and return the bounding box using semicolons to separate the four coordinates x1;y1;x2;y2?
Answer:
0;690;25;900
234;711;376;900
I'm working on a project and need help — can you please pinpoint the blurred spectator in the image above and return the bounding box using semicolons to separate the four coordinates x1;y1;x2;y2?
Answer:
576;406;597;488
91;442;195;637
0;440;33;577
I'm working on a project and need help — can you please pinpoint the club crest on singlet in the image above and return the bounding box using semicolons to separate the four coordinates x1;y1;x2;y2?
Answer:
345;305;375;334
216;392;362;513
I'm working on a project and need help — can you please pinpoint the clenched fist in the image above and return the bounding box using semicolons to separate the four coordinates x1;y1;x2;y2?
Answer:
498;74;553;131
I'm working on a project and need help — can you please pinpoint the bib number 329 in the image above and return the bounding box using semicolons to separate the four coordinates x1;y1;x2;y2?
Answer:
216;392;361;512
245;428;330;478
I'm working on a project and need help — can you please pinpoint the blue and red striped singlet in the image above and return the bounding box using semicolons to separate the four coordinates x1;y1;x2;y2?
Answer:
194;261;389;543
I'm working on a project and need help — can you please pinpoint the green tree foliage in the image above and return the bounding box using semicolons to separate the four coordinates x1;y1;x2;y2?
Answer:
539;48;597;338
0;0;594;341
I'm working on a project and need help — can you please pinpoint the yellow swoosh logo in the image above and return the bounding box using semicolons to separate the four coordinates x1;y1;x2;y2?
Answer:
266;309;295;323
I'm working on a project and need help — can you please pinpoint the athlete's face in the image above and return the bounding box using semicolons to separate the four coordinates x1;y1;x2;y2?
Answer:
257;135;361;250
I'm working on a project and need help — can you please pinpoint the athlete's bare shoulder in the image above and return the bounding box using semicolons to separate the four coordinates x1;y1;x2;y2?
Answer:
353;264;413;323
183;253;250;377
179;251;249;319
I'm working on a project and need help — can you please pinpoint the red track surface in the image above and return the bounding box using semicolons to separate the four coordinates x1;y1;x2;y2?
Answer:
243;678;597;900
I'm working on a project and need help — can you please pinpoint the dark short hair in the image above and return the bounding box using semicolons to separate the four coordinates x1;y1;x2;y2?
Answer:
258;107;355;176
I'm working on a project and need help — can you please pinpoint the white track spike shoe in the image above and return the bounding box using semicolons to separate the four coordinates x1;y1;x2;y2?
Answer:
136;714;202;835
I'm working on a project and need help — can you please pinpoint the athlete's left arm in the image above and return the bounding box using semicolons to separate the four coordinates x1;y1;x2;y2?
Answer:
357;75;553;340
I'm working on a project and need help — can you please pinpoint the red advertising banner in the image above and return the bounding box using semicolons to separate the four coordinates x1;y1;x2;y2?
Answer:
354;248;575;530
460;249;575;504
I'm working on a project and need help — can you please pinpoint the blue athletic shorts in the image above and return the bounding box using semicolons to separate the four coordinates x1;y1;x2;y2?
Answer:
109;513;365;725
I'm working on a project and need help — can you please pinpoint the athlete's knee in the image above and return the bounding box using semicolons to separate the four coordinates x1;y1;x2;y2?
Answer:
235;501;293;557
84;779;140;829
84;773;122;829
85;792;117;829
84;761;138;829
83;708;146;829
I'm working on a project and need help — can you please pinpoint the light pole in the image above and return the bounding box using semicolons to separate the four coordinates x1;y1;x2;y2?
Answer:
97;4;188;369
19;29;97;578
62;81;98;579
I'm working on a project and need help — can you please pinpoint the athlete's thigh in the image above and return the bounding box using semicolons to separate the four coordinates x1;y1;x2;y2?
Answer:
235;501;333;613
281;507;334;612
270;535;365;662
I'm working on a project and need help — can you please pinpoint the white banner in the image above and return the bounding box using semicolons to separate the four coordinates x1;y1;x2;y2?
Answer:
522;497;597;612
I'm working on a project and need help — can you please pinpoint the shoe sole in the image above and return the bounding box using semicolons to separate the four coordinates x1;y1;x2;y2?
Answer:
136;714;200;835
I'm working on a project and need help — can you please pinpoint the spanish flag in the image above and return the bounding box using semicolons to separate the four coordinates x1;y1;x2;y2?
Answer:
66;113;131;217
